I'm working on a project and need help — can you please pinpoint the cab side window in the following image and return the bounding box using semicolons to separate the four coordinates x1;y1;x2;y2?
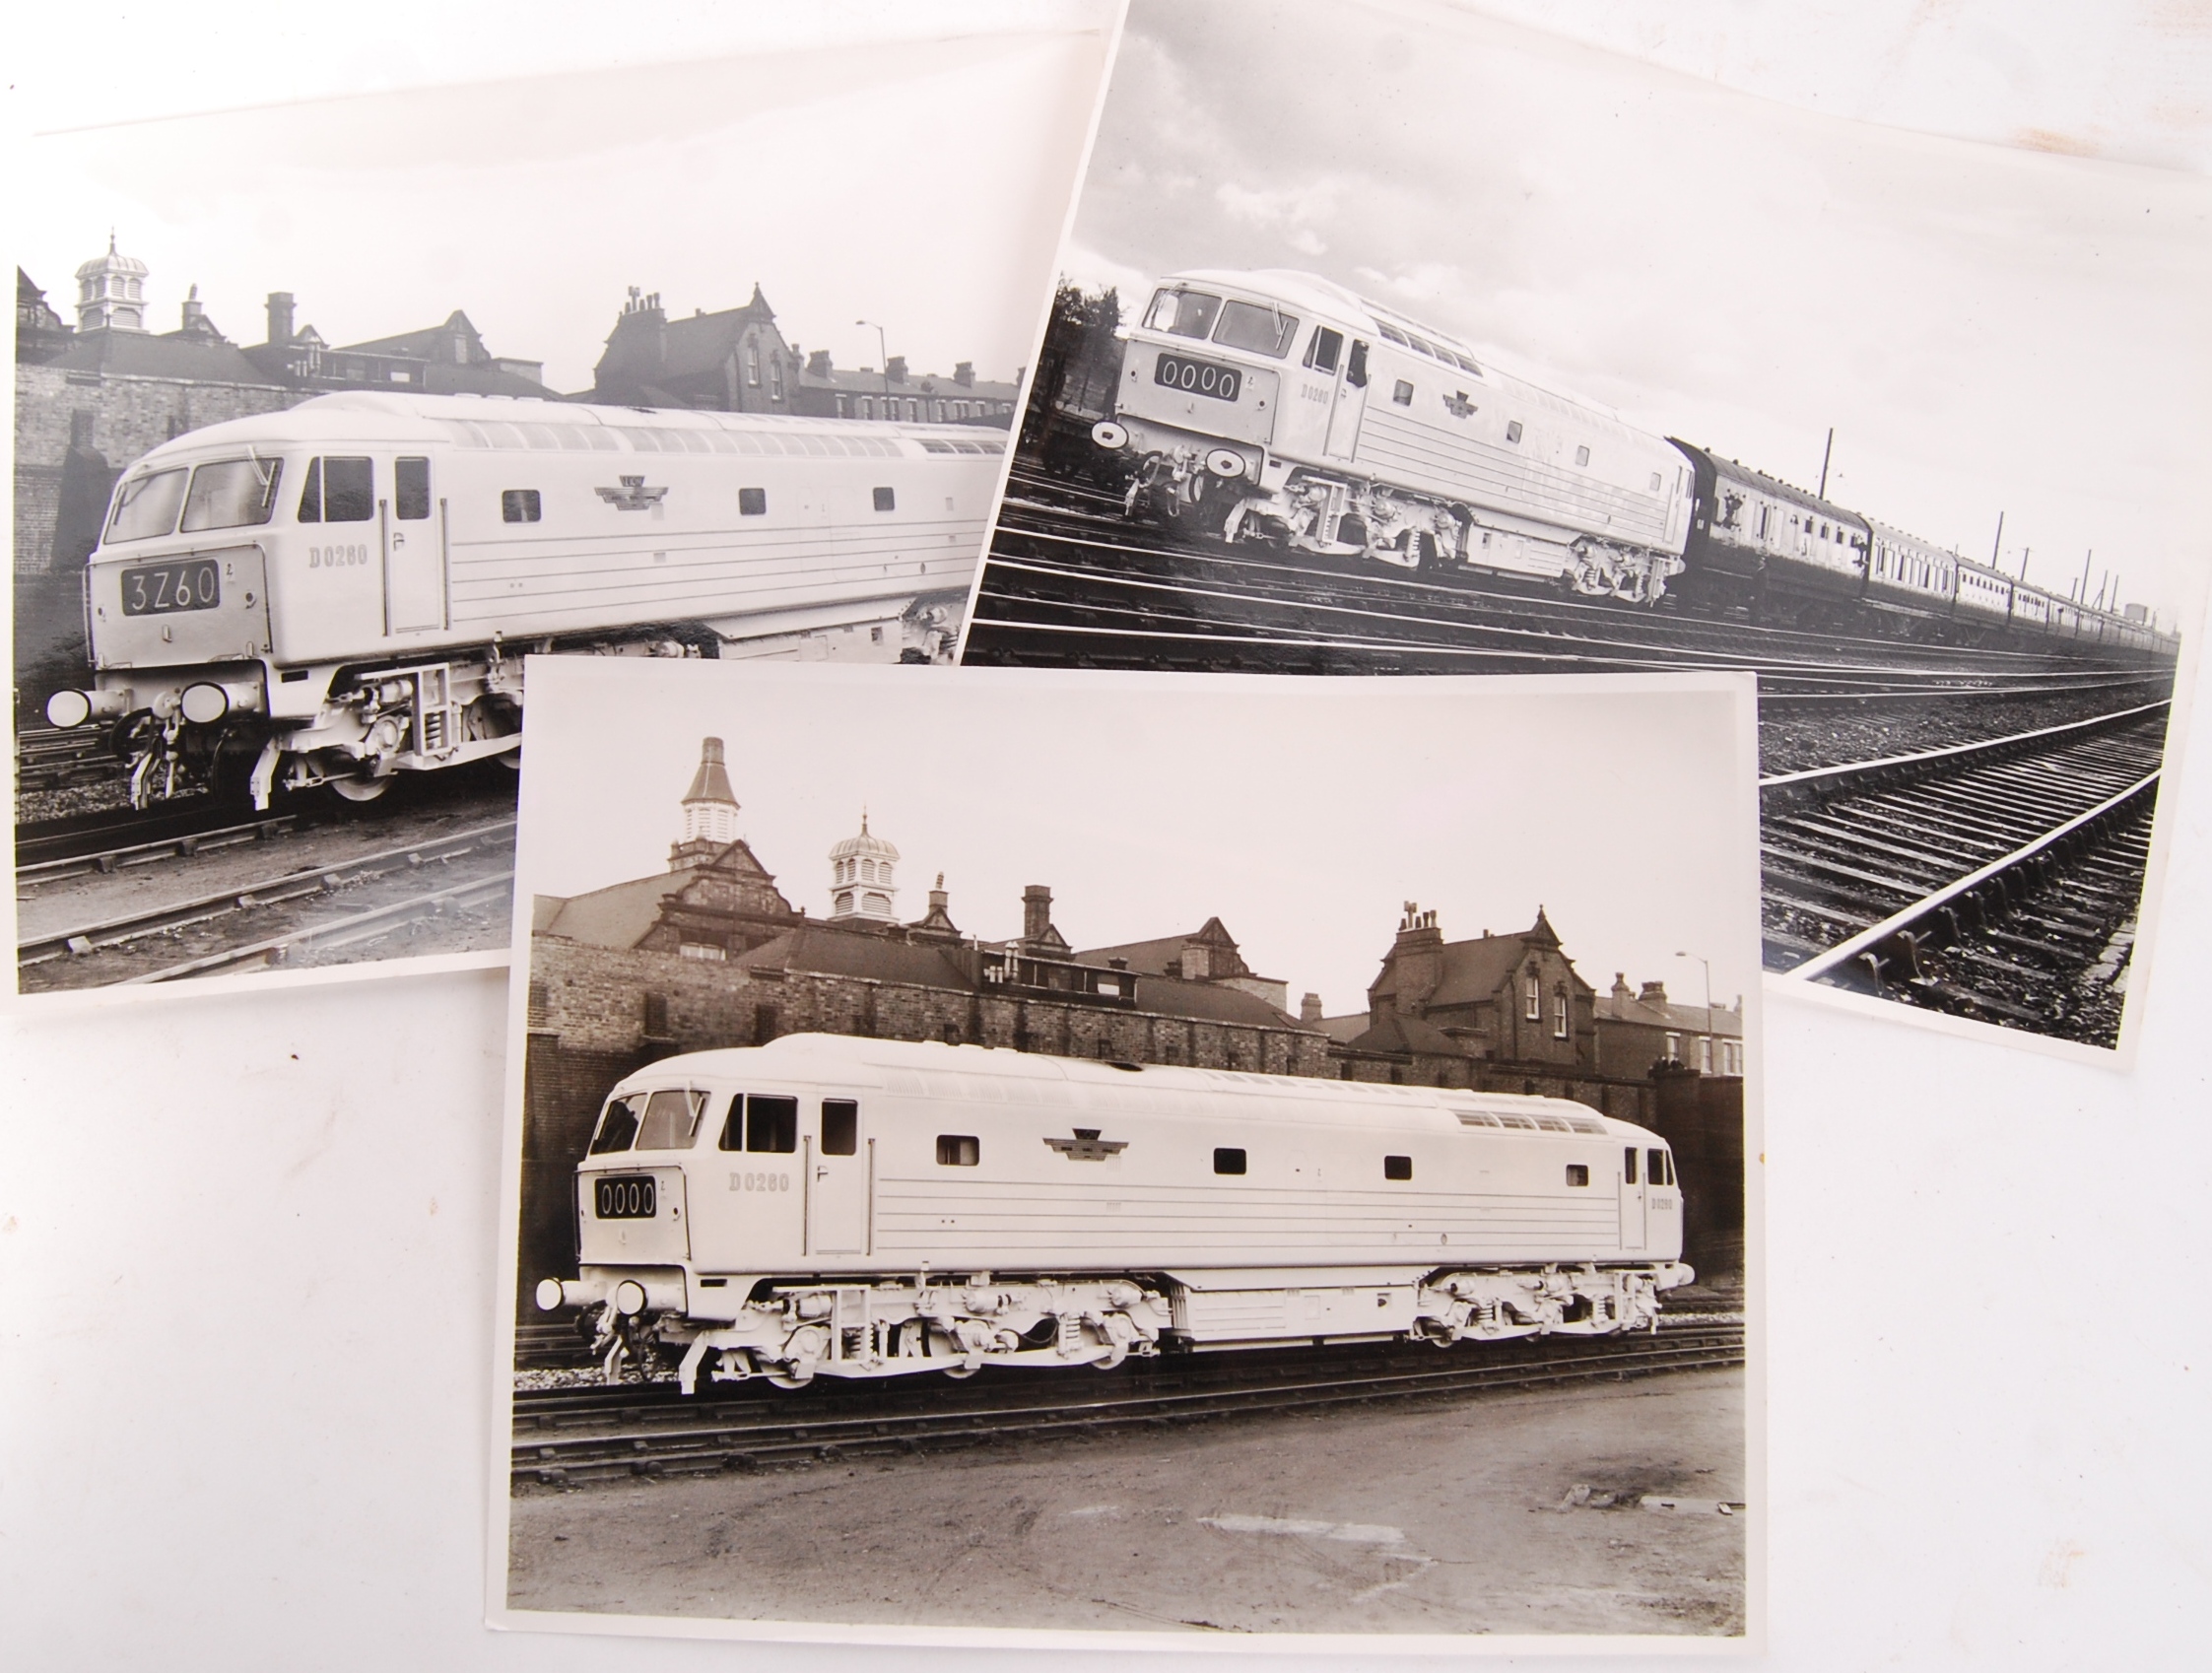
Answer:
1645;1147;1673;1186
715;1094;797;1153
821;1100;858;1157
298;457;374;523
1624;1147;1639;1184
1304;326;1343;374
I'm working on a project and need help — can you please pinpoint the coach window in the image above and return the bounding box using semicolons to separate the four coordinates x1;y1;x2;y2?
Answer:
501;489;541;523
1391;379;1414;406
1213;1147;1247;1176
738;488;768;516
1624;1147;1639;1184
1566;1165;1589;1187
1145;287;1222;339
105;467;189;541
1383;1155;1412;1181
872;487;896;512
180;457;283;532
821;1100;858;1157
589;1095;643;1155
636;1089;704;1150
395;456;432;520
936;1134;979;1167
1506;420;1523;443
298;456;374;523
1304;326;1343;374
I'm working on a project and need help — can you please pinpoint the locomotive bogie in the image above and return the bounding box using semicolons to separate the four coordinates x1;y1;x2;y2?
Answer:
540;1035;1693;1390
46;392;996;806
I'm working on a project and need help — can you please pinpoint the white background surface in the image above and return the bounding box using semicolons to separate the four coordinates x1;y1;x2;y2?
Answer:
5;4;2210;1668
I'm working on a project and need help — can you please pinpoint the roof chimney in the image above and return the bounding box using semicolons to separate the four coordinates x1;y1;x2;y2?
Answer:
886;354;908;385
954;360;974;387
1612;971;1634;1002
265;291;295;346
1301;992;1323;1024
1639;980;1668;1006
1022;885;1053;944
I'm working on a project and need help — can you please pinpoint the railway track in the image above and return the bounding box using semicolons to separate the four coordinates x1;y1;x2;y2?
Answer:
13;724;118;793
1760;703;2167;1039
512;1320;1744;1488
967;501;2168;702
16;812;300;885
18;818;515;983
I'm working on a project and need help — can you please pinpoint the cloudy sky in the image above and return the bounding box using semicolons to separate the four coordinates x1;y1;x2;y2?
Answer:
1060;0;2212;627
517;659;1763;1025
14;14;1107;395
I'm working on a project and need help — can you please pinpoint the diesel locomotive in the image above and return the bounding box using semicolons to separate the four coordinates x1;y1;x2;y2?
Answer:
1077;268;2174;656
42;392;1002;807
533;1034;1695;1394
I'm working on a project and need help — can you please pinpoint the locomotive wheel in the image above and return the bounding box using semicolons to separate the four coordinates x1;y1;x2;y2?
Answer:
940;1361;981;1380
764;1365;816;1390
325;772;391;803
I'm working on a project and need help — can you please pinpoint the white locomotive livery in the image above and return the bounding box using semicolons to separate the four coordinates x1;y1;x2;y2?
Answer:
1078;268;2176;656
535;1034;1695;1394
1097;269;1693;602
43;392;1002;807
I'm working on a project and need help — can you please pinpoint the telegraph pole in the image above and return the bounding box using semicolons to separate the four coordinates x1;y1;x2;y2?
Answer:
1988;510;2004;569
1817;429;1834;499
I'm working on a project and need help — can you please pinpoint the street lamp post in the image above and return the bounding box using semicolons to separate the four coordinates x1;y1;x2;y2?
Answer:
1674;950;1712;1071
856;318;890;408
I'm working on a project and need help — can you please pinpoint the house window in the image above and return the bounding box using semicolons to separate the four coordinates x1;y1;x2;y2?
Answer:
770;359;784;400
1664;1032;1680;1060
1213;1147;1246;1175
1699;1037;1713;1073
677;941;725;962
1383;1155;1412;1181
1554;992;1569;1038
936;1134;979;1167
859;397;874;420
738;488;767;516
1506;420;1523;443
1524;975;1540;1022
745;345;761;386
501;489;541;523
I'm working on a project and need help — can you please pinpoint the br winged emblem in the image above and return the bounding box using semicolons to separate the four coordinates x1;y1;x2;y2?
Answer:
1042;1127;1127;1162
595;475;669;511
1442;390;1478;419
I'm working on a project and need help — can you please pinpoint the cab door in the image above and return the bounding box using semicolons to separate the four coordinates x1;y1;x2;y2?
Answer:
1324;338;1371;462
806;1096;870;1255
382;454;445;634
1617;1145;1647;1252
1274;324;1345;464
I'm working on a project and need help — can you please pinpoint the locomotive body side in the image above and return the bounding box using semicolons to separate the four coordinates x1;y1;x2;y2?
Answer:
538;1035;1694;1392
45;392;997;806
1092;268;1694;602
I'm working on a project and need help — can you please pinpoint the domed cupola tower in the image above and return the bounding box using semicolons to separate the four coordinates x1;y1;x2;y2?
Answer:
75;234;149;333
828;813;900;923
668;736;741;870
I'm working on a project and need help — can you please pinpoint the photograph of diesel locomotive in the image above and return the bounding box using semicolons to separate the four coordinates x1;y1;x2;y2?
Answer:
10;19;1104;997
962;0;2210;1062
493;656;1762;1644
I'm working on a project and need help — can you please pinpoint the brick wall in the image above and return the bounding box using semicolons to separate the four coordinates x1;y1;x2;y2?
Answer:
14;363;302;575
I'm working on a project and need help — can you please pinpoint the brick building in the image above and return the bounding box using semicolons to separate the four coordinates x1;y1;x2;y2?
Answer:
794;351;1019;428
1593;974;1745;1078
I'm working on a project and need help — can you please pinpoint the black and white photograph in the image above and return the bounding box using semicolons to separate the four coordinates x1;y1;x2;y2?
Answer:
960;0;2211;1064
9;10;1109;999
491;655;1764;1647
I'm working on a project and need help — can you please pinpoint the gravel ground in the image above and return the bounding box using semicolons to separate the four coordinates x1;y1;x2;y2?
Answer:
506;1367;1747;1640
1756;680;2172;775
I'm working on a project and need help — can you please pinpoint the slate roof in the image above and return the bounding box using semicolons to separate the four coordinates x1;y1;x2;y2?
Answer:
1592;992;1742;1036
1346;1010;1469;1058
1372;909;1588;1009
534;872;691;946
337;309;484;360
735;925;970;988
44;328;288;387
